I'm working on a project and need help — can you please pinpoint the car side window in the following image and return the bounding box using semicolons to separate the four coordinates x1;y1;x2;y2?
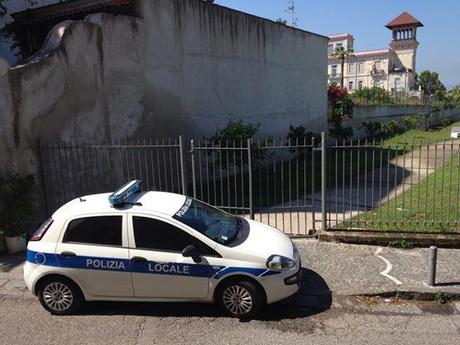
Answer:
63;216;122;246
132;216;219;257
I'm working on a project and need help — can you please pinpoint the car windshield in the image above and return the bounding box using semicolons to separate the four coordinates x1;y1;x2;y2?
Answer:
173;197;240;246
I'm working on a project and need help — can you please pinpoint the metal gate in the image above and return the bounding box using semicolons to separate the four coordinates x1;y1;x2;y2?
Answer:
39;136;322;236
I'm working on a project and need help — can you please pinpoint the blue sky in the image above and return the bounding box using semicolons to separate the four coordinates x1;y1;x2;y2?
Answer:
216;0;460;89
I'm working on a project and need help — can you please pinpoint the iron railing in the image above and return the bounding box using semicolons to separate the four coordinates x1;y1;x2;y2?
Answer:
39;134;460;236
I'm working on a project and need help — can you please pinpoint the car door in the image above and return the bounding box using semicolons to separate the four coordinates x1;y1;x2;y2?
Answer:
128;214;222;299
55;214;134;298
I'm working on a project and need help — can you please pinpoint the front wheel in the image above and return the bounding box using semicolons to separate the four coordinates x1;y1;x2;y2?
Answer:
217;280;264;318
37;277;83;315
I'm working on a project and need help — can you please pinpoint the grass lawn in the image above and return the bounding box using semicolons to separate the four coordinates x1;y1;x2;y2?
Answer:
381;121;460;150
342;152;460;233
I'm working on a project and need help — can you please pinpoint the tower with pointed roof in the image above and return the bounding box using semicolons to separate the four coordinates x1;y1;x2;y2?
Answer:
386;11;424;90
327;11;423;94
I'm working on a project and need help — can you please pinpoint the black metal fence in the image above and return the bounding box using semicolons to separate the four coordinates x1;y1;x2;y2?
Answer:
39;134;460;236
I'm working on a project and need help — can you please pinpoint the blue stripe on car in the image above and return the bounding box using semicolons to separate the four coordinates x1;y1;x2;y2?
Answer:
26;250;280;279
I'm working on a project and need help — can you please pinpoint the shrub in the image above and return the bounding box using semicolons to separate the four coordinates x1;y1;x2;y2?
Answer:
330;126;354;141
351;87;392;105
211;120;260;143
403;116;422;130
0;175;35;237
440;118;453;127
382;120;403;137
286;125;320;145
328;83;354;141
361;121;382;139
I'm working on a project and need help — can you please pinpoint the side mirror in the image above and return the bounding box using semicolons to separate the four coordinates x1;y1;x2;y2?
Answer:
182;245;201;263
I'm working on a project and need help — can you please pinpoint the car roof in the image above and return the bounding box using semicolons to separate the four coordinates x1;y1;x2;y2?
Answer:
53;191;187;219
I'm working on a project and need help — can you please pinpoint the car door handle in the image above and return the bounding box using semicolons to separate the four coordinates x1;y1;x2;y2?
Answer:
61;251;76;257
131;256;147;263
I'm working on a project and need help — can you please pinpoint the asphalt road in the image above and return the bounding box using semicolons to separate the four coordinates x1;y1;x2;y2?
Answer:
1;294;459;345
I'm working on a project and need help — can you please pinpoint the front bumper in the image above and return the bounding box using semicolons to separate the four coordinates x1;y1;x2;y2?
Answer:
261;257;301;304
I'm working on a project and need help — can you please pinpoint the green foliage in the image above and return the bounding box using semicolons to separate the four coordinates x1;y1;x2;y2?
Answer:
440;118;453;127
388;239;414;249
434;292;450;304
275;18;288;25
403;116;422;130
361;121;382;138
286;126;320;145
0;175;35;237
417;70;446;100
382;120;404;138
330;126;354;141
352;87;392;105
212;120;260;143
328;83;354;141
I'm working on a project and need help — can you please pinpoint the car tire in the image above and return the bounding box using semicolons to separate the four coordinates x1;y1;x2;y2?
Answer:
37;276;83;315
217;280;264;318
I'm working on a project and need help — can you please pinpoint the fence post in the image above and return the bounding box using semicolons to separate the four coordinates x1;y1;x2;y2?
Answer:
179;136;187;195
321;132;328;231
247;138;254;220
190;139;197;198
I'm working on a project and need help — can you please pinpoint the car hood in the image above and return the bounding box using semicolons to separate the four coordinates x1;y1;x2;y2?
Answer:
232;219;294;260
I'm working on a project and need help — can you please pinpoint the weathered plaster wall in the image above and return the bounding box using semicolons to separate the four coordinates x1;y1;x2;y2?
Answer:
0;0;328;177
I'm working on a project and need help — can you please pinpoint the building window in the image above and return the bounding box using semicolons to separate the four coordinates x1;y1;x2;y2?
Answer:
348;63;355;75
348;81;354;91
335;43;343;50
395;78;401;90
358;62;364;74
331;65;338;77
374;60;381;70
328;44;333;55
358;80;363;90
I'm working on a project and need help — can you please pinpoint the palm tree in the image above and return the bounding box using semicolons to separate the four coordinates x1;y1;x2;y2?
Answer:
332;46;354;87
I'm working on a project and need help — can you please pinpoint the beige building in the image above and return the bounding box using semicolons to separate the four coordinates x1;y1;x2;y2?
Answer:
327;12;423;95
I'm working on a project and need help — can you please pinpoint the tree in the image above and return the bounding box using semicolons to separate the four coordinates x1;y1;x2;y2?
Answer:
275;18;288;25
328;83;354;140
416;70;446;100
332;46;353;87
448;85;460;103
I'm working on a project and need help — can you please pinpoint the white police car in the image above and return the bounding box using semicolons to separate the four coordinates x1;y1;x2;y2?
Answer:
24;180;301;317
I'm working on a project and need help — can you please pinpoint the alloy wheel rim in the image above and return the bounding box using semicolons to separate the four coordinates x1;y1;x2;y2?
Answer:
223;285;253;315
43;282;74;312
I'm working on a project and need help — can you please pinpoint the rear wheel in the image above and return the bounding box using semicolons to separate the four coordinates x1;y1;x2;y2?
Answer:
217;280;263;318
37;276;83;315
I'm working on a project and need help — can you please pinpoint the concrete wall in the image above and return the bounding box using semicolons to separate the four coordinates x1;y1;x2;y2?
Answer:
346;104;431;138
0;0;328;177
345;105;460;138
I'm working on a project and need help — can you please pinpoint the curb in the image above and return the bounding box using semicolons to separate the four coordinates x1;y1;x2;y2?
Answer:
353;290;460;302
318;230;460;248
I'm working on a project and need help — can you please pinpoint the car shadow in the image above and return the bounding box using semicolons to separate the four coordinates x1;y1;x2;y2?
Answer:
77;268;332;321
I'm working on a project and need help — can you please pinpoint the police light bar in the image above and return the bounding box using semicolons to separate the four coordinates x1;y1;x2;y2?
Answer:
109;180;142;206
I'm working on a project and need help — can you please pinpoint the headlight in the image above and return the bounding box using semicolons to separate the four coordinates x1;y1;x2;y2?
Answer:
266;255;295;271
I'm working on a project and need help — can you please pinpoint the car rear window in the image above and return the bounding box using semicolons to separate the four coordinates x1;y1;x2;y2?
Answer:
63;216;122;246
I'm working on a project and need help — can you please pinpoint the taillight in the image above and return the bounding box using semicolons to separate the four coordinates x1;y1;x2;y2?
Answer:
30;218;54;241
